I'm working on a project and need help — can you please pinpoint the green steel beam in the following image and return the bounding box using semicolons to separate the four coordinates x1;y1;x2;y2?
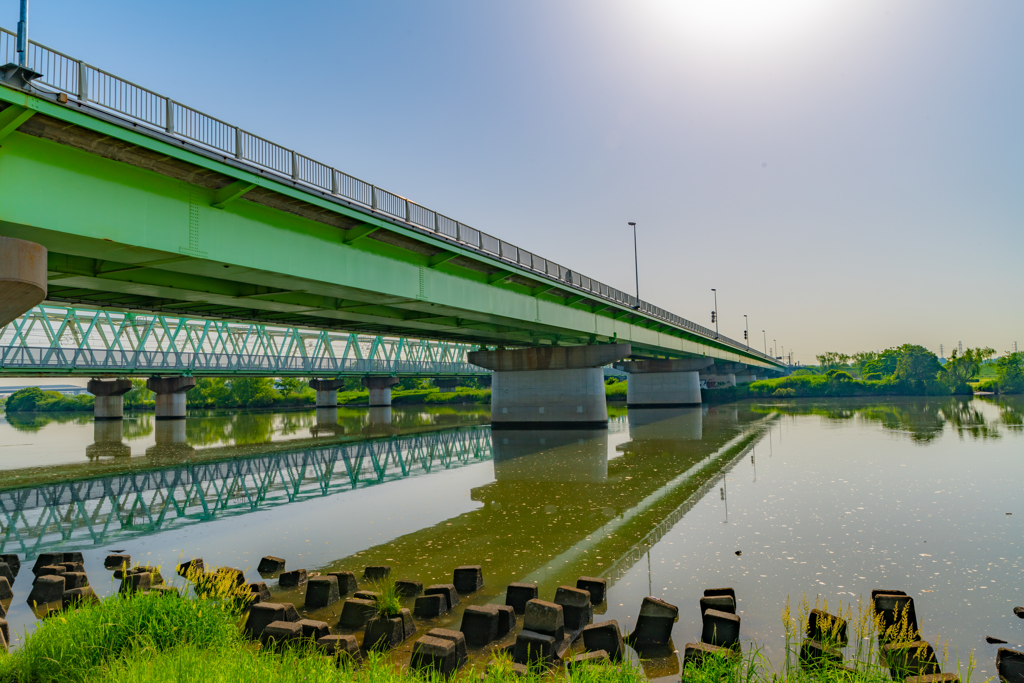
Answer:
211;180;257;209
0;104;34;142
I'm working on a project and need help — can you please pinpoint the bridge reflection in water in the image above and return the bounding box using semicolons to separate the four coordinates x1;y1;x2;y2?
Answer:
0;426;493;557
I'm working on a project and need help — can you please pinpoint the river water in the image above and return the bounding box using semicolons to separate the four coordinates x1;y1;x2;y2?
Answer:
0;397;1020;677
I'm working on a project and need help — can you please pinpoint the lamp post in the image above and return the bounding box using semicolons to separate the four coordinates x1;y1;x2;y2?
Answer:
711;289;719;339
744;314;749;349
762;330;767;355
628;222;639;307
17;0;28;67
774;339;777;359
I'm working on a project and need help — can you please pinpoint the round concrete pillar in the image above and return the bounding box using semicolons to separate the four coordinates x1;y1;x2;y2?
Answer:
94;395;124;420
362;376;399;407
0;236;46;327
316;389;338;407
146;376;196;420
491;367;608;429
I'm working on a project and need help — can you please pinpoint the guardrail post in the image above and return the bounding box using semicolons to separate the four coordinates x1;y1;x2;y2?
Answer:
234;127;243;159
291;151;299;180
371;186;377;210
77;61;88;101
165;98;174;134
405;200;411;223
331;169;339;195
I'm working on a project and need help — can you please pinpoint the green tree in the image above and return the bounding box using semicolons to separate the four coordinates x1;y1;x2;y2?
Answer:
4;386;46;413
122;378;153;409
893;344;942;383
994;352;1024;393
861;348;901;380
851;351;877;377
275;377;308;397
229;377;278;407
940;347;996;389
194;378;232;407
815;352;851;370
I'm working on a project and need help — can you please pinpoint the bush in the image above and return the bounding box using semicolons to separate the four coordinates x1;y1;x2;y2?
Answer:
3;387;94;414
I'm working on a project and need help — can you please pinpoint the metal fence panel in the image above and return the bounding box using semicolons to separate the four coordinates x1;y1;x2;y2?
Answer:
171;102;234;153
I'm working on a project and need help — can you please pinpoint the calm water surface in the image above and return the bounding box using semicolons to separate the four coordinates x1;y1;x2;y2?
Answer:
0;397;1020;677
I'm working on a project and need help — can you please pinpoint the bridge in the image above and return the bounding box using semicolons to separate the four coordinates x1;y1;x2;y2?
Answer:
0;28;785;426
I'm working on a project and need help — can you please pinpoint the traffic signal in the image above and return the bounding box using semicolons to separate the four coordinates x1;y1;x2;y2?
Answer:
744;330;748;340
711;311;716;323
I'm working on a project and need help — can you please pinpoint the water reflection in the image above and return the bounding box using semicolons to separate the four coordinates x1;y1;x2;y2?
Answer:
85;420;131;459
626;406;703;441
492;429;609;482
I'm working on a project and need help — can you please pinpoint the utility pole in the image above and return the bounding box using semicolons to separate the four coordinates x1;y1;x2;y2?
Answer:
762;330;767;355
743;314;749;349
711;289;719;339
774;339;777;358
628;222;639;307
17;0;28;67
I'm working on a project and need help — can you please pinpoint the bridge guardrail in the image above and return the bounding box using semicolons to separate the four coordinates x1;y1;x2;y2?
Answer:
0;346;489;377
0;28;779;366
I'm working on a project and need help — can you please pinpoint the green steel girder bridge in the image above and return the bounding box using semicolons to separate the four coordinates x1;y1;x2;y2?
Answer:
0;29;783;375
0;305;488;377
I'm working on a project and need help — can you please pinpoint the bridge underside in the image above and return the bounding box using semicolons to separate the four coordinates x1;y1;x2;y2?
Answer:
0;83;780;376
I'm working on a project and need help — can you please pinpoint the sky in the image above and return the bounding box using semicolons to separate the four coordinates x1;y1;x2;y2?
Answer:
8;0;1023;364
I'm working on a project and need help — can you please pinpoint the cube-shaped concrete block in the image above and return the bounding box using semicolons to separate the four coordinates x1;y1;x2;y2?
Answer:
36;565;65;577
427;628;468;666
364;615;406;651
296;618;330;640
63;552;84;564
120;572;151;594
0;554;20;578
279;569;307;588
32;553;63;575
353;590;380;601
424;584;459;609
0;563;13;586
871;589;907;600
583;620;624;661
0;618;7;651
0;579;11;603
177;558;205;578
305;575;340;608
261;620;302;647
567;650;609;670
703;587;736;601
414;593;448;618
807;609;848;646
258;556;286;574
338;598;376;629
882;640;941;678
453;565;483;594
996;649;1024;683
411;635;459;675
513;630;557;664
396;579;423;597
63;572;89;590
701;608;740;649
577;576;607;605
554;585;593;632
104;554;130;570
245;602;288;638
61;562;84;573
317;634;359;658
699;595;735;616
524;599;564;642
247;581;272;604
800;640;843;669
461;605;499;645
496;605;517;637
684;642;738;668
630;597;679;646
875;594;919;641
505;582;539;614
400;608;416;639
27;574;65;605
282;603;301;622
62;586;100;610
329;571;359;595
214;567;245;586
363;565;390;581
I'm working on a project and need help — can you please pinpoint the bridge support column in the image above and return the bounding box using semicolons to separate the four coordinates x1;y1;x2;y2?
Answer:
86;419;131;459
468;343;631;429
362;376;400;407
735;371;758;384
87;379;133;420
699;363;747;389
0;236;46;328
309;378;346;407
614;358;713;408
433;378;459;392
146;376;196;419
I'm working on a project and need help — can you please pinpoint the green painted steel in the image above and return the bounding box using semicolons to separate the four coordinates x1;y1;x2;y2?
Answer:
0;305;488;377
0;32;784;372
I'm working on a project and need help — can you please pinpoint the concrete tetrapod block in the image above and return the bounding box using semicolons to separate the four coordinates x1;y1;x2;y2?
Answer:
177;558;205;578
363;566;390;581
244;603;290;638
27;575;64;605
214;567;245;587
428;628;469;667
364;615;406;651
807;608;849;646
701;608;740;649
414;593;448;618
104;554;130;570
583;620;625;661
0;577;14;601
261;620;302;648
258;556;286;575
576;577;607;605
35;565;65;578
62;586;100;610
0;554;20;578
61;562;85;573
513;630;557;665
396;580;423;597
523;599;565;642
800;640;843;669
328;571;359;595
554;585;593;633
629;597;678;647
0;563;14;586
279;569;307;588
305;575;341;609
400;608;416;639
997;648;1024;683
338;598;377;629
120;572;152;594
684;642;740;668
411;635;459;676
505;582;539;614
353;590;380;601
882;641;941;679
567;650;609;671
0;619;6;653
317;634;360;658
700;595;736;616
247;582;272;604
424;584;460;609
461;605;500;646
32;553;63;575
63;572;89;590
704;587;736;601
64;552;85;564
297;619;331;640
453;565;484;594
875;594;920;641
496;605;517;637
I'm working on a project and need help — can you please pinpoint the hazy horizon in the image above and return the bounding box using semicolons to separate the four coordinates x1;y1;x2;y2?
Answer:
8;0;1022;363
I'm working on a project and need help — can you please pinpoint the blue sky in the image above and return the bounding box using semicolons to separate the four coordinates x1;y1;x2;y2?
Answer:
10;0;1023;363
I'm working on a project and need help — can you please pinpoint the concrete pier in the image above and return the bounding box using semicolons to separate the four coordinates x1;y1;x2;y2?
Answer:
700;363;747;389
146;376;196;419
433;378;459;392
468;344;630;429
615;358;713;407
627;406;703;441
362;376;400;407
308;378;346;407
85;419;131;459
734;371;758;384
87;379;134;420
0;236;46;327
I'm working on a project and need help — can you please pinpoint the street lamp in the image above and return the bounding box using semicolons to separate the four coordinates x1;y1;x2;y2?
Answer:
774;339;778;359
762;330;767;355
711;289;719;338
628;222;639;307
17;0;28;67
743;314;748;349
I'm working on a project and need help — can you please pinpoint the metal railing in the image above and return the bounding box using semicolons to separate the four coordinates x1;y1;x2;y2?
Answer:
0;28;779;365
